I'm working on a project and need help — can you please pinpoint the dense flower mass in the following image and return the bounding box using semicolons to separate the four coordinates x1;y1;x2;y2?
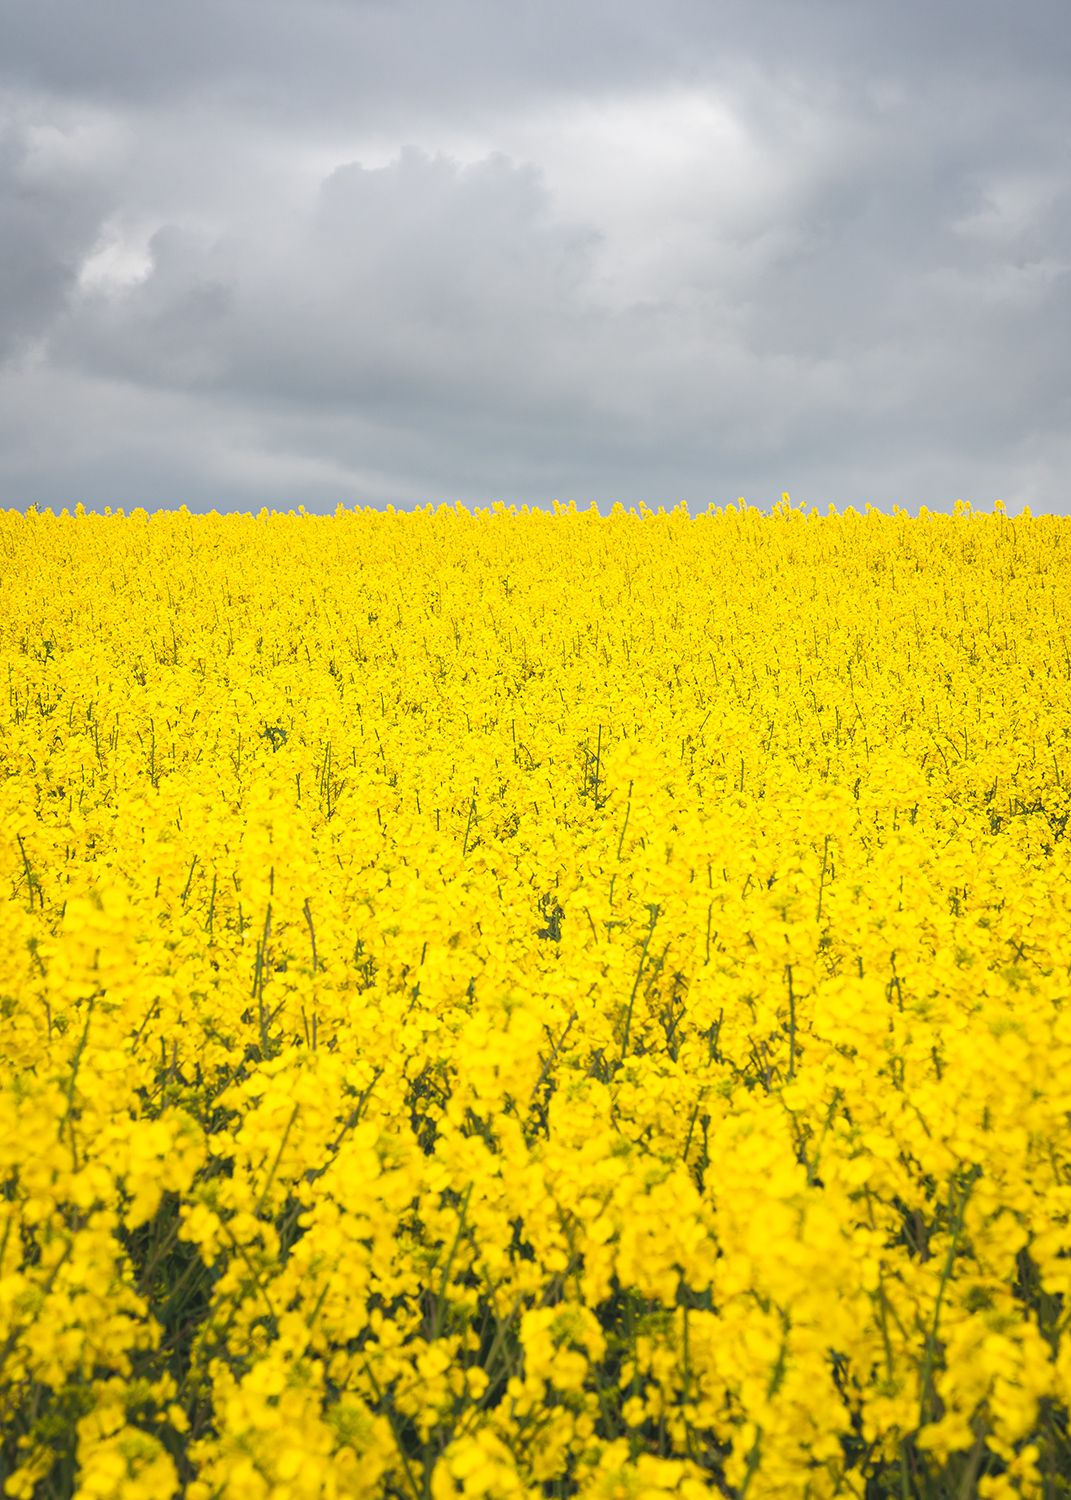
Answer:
1;498;1070;1498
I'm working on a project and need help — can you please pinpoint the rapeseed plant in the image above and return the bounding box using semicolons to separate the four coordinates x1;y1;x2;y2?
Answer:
1;498;1070;1496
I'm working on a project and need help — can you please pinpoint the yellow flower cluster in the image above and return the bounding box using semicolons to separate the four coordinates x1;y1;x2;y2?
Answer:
2;496;1070;1498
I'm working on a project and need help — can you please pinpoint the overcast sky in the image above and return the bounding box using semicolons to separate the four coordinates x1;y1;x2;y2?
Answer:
2;0;1069;513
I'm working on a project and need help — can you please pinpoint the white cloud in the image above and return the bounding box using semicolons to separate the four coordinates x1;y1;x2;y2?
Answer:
76;216;156;291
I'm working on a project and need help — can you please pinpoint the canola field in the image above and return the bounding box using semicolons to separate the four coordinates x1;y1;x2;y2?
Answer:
2;498;1071;1499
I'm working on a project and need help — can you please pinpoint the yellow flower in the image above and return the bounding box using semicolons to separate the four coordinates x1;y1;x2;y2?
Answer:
3;500;1070;1496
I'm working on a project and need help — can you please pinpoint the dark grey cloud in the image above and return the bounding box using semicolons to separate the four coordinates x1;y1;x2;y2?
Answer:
0;121;114;358
1;0;1070;511
59;150;603;415
6;2;1070;124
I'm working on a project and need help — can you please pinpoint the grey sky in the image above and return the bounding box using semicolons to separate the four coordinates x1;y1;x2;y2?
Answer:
2;0;1069;512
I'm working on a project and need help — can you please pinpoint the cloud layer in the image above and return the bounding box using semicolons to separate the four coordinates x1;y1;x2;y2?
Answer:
2;0;1069;511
